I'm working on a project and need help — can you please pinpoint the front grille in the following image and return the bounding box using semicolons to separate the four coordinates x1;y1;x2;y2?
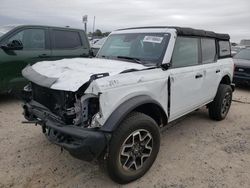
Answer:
31;83;75;117
235;66;250;74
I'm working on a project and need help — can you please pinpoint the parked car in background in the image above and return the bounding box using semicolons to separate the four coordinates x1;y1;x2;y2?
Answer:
91;37;107;56
0;25;90;93
231;45;245;56
240;39;250;47
233;48;250;85
230;40;250;56
89;38;101;47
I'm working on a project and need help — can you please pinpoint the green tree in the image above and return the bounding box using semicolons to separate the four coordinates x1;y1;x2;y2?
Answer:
103;32;111;36
94;29;102;37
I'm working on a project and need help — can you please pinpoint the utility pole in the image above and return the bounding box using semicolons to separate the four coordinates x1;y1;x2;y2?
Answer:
92;16;96;39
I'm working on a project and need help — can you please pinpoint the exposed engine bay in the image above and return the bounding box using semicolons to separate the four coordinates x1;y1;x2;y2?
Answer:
23;82;100;128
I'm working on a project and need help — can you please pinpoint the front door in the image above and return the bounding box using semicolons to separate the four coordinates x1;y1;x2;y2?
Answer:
0;27;51;91
168;36;205;121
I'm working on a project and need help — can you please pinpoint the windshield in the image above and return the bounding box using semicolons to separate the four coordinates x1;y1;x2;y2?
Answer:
97;33;170;66
0;25;16;37
234;49;250;60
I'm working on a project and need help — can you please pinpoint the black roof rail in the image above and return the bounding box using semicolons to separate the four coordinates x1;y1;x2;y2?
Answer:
116;26;230;40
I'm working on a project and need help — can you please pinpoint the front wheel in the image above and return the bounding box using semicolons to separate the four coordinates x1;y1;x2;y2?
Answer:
208;84;232;121
106;112;160;184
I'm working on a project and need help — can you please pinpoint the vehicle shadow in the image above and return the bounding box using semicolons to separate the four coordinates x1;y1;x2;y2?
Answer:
235;84;250;91
0;94;19;105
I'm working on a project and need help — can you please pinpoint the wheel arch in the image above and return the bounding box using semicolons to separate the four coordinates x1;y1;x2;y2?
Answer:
220;74;231;85
100;95;168;132
219;74;235;91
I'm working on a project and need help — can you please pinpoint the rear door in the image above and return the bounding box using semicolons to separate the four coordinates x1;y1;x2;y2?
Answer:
168;37;205;121
50;29;90;59
199;38;221;102
0;27;51;91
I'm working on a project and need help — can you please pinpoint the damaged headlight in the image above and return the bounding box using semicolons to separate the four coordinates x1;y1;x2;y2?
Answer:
90;112;102;128
72;94;101;127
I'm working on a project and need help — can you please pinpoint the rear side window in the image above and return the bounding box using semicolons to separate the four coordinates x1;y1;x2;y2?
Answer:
201;38;216;63
219;41;231;57
172;37;199;68
52;30;82;49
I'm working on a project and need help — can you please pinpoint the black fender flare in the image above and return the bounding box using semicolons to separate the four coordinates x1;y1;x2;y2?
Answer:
219;74;235;91
99;95;167;132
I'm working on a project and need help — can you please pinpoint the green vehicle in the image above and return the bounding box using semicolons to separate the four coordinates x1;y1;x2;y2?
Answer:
0;25;91;93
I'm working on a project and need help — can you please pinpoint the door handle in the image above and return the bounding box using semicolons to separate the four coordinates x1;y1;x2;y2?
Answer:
195;73;203;79
38;54;49;58
216;69;220;73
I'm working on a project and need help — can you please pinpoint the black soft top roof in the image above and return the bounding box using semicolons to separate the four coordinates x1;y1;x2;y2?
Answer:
117;26;230;40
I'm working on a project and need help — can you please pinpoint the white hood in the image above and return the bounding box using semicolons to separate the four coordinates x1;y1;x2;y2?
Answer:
31;58;147;92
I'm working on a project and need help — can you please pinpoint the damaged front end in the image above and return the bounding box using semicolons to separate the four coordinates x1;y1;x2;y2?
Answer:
22;79;107;161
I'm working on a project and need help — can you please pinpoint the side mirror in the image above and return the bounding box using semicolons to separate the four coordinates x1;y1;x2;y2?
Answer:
1;40;23;51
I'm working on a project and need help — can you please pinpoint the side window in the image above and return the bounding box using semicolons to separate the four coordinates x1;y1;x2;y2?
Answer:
8;29;45;49
52;30;82;49
201;38;216;64
219;41;231;57
172;37;199;68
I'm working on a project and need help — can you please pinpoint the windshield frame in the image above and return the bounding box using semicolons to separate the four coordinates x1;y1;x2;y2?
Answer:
234;49;250;61
96;32;171;66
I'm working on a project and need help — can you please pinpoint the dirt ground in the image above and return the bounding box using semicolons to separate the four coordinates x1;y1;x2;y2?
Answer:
0;87;249;188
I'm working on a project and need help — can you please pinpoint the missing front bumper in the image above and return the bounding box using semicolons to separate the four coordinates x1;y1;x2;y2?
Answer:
23;101;107;161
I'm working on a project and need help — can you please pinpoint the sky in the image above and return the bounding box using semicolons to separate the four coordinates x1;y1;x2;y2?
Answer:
1;0;250;42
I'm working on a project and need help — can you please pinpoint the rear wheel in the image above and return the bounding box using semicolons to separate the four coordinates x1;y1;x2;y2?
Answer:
208;84;232;120
106;112;160;184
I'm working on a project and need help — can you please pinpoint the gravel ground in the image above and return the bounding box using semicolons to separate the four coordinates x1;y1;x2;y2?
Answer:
0;86;249;188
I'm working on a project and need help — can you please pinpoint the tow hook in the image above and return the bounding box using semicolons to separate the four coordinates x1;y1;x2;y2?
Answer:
22;119;44;129
22;120;42;124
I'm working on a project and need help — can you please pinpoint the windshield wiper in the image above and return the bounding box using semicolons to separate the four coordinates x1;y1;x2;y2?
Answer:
116;56;142;64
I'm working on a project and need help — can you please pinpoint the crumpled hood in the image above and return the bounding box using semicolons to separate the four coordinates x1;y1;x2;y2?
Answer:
27;58;147;92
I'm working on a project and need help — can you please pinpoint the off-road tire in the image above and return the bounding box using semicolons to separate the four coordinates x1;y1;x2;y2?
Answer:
208;84;232;121
106;112;160;184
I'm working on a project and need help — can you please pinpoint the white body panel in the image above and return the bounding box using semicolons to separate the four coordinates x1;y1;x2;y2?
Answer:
168;65;205;121
85;68;170;125
219;58;234;82
27;27;234;127
85;57;234;126
168;58;234;122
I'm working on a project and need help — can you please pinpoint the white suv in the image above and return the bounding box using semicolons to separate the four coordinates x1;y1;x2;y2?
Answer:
22;26;235;184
